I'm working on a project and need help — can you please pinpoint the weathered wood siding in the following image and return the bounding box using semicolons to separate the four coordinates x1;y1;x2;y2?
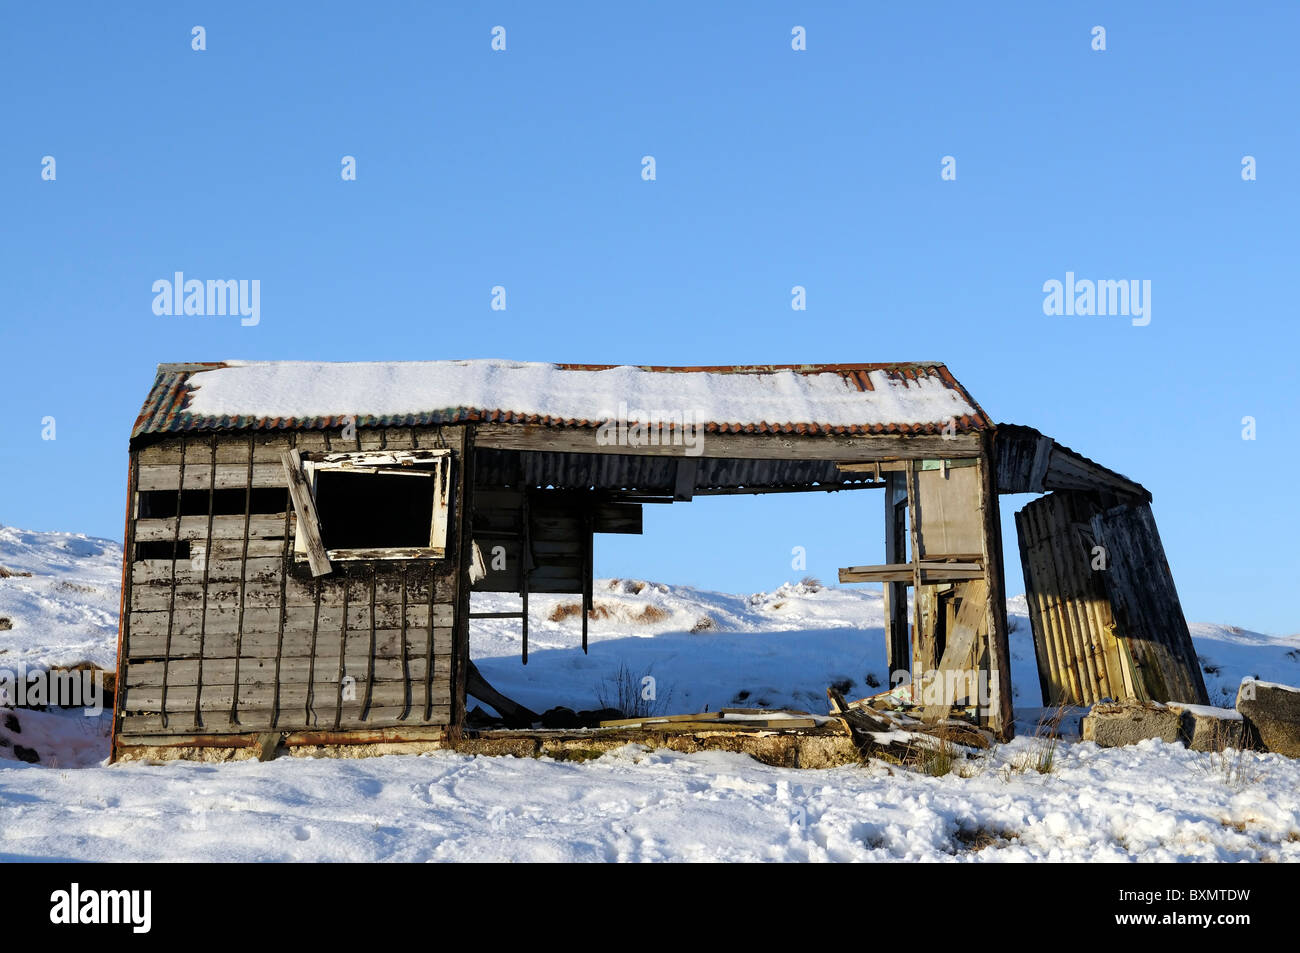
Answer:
1015;491;1208;707
115;426;465;740
1090;501;1208;706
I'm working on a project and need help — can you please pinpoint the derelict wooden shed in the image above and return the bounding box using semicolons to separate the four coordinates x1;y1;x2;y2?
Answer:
110;360;1205;762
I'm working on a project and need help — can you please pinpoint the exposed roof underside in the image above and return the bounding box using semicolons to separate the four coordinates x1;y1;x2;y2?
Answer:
474;448;876;495
131;360;993;441
995;423;1150;503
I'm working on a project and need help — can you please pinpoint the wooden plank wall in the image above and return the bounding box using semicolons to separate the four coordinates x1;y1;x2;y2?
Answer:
116;426;465;739
975;439;1014;739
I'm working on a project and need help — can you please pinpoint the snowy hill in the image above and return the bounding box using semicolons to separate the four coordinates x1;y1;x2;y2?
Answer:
1;524;1299;862
0;524;122;670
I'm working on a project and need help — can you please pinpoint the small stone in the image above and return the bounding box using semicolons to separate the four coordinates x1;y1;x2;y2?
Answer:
540;706;579;729
1082;701;1181;747
1167;703;1249;752
1236;679;1300;758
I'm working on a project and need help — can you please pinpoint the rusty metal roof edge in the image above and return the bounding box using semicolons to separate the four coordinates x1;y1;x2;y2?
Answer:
132;412;991;443
551;360;951;375
935;364;996;430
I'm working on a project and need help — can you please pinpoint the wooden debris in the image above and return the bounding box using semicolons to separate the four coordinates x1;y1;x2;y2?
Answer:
826;685;994;762
598;711;724;728
466;660;538;729
598;709;819;731
251;732;282;762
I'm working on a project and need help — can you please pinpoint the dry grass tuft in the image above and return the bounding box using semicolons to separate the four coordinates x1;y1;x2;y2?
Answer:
916;735;959;777
594;662;673;719
1196;720;1267;792
953;825;1018;852
547;601;667;624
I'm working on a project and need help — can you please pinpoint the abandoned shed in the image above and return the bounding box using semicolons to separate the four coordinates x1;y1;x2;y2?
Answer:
110;360;1207;761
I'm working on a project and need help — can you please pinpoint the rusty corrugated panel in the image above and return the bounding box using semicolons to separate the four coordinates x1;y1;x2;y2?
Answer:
130;361;994;441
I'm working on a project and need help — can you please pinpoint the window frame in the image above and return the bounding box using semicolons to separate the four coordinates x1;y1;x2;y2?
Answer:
291;449;453;564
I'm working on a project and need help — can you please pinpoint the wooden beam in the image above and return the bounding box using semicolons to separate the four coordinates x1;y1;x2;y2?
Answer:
839;562;984;584
280;449;332;577
466;660;539;728
673;458;697;501
692;482;884;496
474;423;982;461
837;457;979;474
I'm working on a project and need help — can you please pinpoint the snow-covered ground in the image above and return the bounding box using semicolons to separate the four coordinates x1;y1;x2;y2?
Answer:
1;524;1298;862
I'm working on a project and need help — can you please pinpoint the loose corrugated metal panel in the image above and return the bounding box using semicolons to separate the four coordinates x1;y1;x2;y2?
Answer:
1015;492;1207;707
130;360;994;441
995;423;1150;502
1016;492;1127;706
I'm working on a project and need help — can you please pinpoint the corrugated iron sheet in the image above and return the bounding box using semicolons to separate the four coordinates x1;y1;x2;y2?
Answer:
1015;493;1207;707
995;423;1150;502
131;361;993;441
473;449;864;493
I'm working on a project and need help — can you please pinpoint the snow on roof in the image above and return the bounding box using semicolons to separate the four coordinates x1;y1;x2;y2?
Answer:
132;359;991;438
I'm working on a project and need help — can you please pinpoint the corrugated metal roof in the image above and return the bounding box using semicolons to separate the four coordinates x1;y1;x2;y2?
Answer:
131;360;993;441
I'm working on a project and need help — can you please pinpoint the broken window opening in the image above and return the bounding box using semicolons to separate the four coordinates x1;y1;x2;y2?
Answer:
315;469;437;550
288;450;452;565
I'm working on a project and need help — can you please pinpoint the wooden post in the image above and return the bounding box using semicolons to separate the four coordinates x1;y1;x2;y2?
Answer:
451;425;473;730
230;434;256;726
581;510;593;654
108;450;139;763
193;435;218;729
160;434;187;729
882;473;910;680
521;492;530;664
977;437;1015;740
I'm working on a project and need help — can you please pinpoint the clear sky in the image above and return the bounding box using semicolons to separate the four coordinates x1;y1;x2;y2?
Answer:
1;4;1296;633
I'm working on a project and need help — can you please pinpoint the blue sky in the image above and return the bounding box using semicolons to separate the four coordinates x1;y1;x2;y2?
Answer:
1;3;1296;633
